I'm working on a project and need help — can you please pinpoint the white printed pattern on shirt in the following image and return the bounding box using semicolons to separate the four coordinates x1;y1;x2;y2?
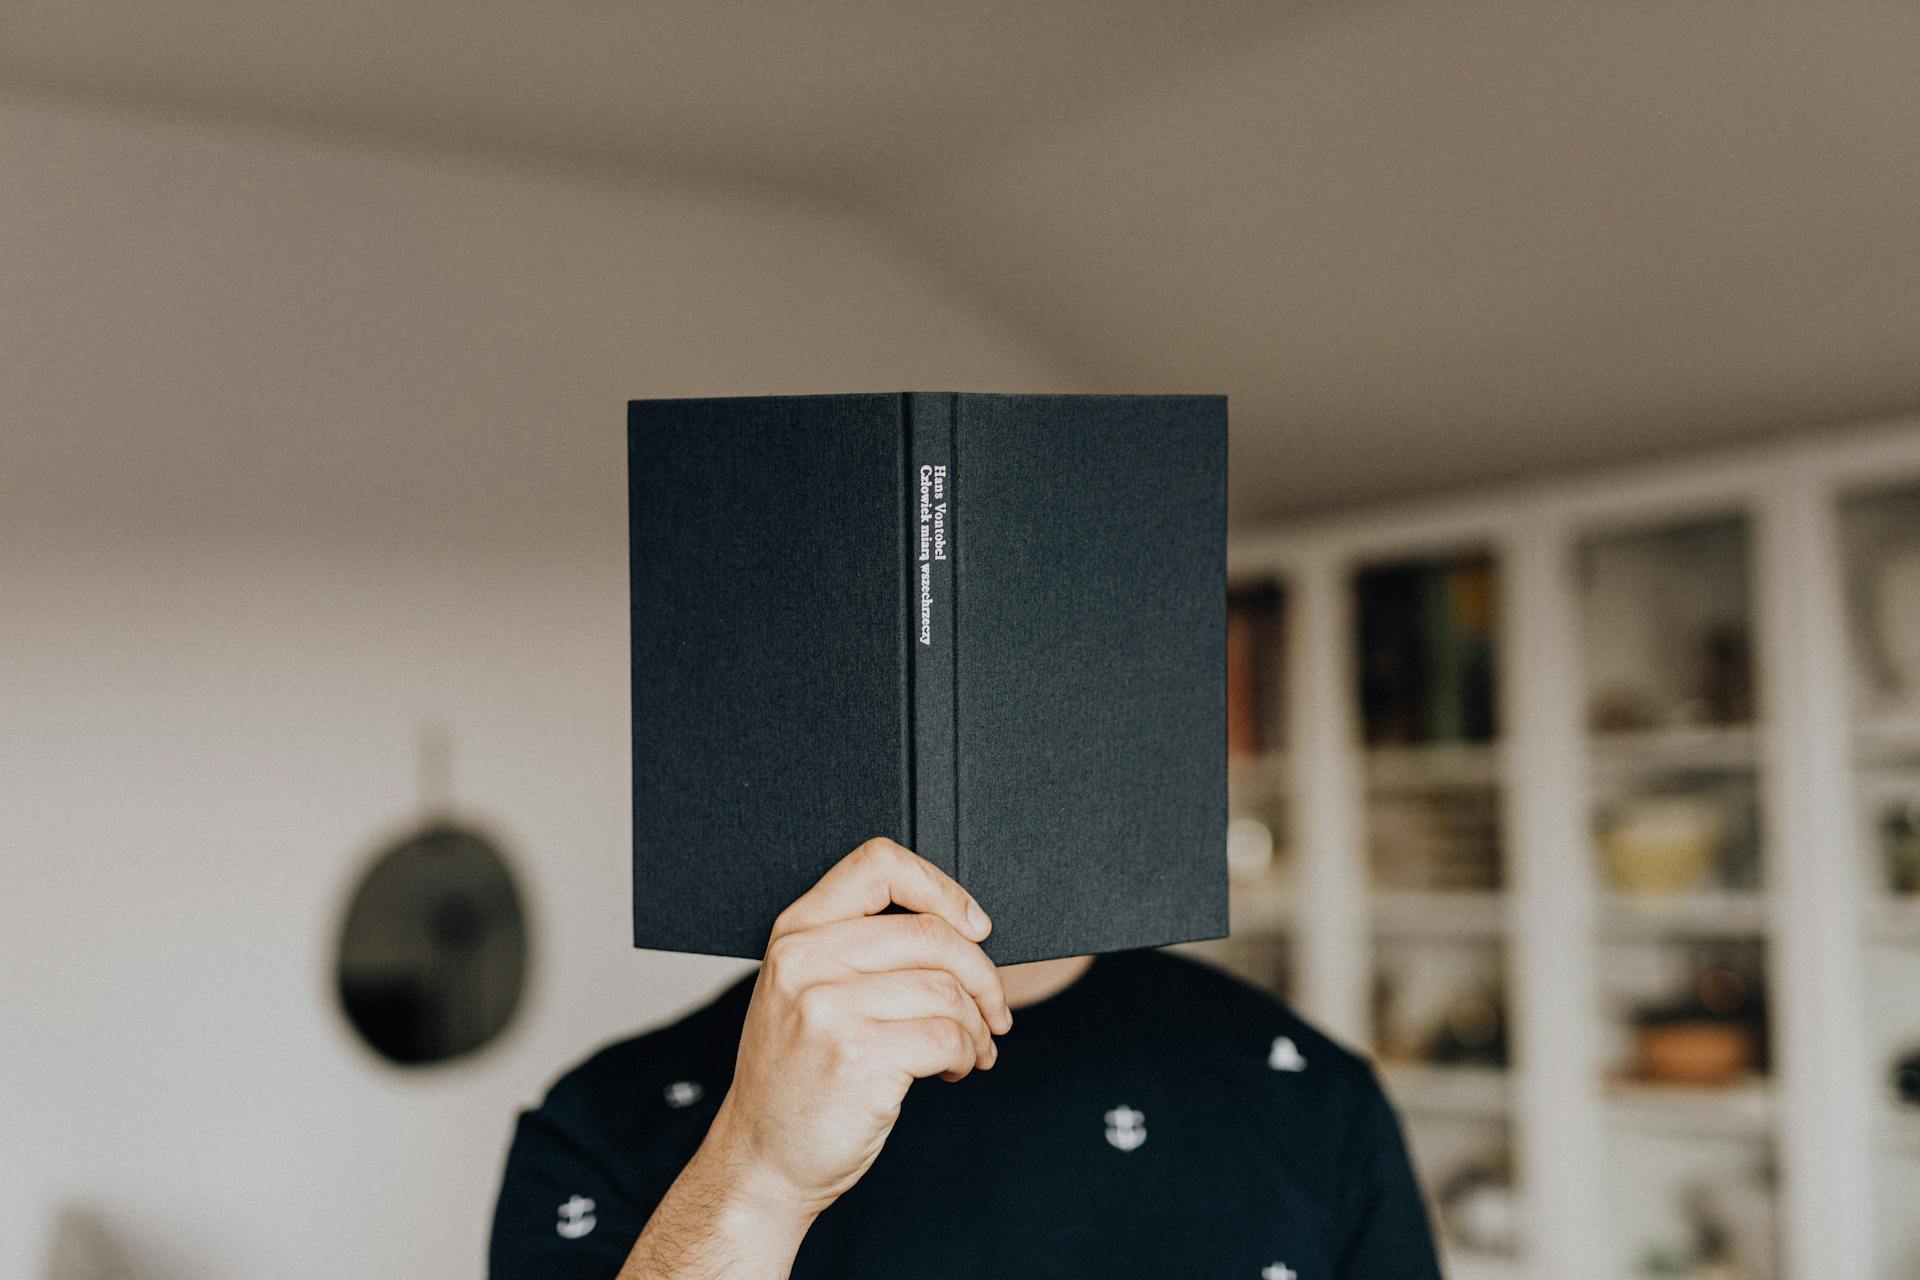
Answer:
663;1079;705;1108
556;1195;596;1239
1103;1104;1146;1151
1268;1035;1307;1072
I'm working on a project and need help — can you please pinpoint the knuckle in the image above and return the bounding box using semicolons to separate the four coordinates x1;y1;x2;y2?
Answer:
950;949;990;994
854;836;901;870
935;972;971;1017
792;983;836;1034
762;935;809;993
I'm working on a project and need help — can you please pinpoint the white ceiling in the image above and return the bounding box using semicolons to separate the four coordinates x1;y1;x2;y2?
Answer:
6;0;1919;523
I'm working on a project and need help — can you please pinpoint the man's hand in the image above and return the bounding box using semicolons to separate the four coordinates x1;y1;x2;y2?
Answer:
620;837;1011;1278
715;836;1011;1209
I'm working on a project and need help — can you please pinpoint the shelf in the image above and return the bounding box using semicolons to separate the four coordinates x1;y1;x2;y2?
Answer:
1380;1062;1513;1119
1371;890;1508;939
1588;724;1757;781
1599;890;1769;940
1441;1247;1525;1280
1228;879;1294;934
1364;741;1501;792
1866;897;1920;945
1605;1078;1774;1139
1228;750;1290;793
1854;713;1920;768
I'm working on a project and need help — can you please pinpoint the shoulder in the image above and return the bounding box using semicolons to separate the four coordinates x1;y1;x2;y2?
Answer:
1108;949;1394;1153
531;966;757;1154
1113;947;1371;1078
1117;951;1420;1212
489;969;760;1271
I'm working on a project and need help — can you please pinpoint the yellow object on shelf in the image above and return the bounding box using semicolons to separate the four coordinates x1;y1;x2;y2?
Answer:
1601;795;1725;895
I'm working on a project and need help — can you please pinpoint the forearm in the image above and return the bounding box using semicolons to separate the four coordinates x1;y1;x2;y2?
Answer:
618;1118;817;1280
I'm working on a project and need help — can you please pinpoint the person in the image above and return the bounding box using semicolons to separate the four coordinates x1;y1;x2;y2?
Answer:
489;838;1442;1279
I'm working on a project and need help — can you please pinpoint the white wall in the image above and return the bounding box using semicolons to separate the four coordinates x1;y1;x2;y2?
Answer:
0;94;1066;1280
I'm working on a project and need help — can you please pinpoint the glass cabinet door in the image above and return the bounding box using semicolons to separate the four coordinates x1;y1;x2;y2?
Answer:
1837;485;1920;1280
1353;552;1523;1273
1576;514;1780;1280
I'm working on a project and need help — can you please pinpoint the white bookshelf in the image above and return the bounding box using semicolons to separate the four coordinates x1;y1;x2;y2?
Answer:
1224;415;1920;1280
1382;1062;1515;1120
1445;1250;1527;1280
1588;724;1759;781
1865;899;1920;946
1365;741;1504;791
1597;890;1769;940
1371;890;1508;940
1604;1078;1776;1139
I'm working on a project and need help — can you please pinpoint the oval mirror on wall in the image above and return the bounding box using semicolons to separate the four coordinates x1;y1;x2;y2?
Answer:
335;821;529;1066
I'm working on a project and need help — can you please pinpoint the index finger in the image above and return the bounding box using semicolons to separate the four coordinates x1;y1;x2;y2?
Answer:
770;837;991;944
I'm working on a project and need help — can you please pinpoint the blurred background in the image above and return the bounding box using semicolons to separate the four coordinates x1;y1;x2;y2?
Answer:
4;3;1919;1278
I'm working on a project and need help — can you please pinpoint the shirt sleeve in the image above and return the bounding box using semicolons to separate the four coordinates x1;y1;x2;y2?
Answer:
487;1106;655;1280
1335;1070;1446;1280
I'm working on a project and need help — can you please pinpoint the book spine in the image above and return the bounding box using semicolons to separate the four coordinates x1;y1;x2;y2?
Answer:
906;393;958;878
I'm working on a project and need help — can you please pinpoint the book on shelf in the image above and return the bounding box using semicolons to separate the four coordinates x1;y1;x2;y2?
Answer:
1227;580;1286;760
1356;557;1497;748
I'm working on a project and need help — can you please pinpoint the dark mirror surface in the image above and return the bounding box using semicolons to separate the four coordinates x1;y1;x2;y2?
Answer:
336;822;528;1066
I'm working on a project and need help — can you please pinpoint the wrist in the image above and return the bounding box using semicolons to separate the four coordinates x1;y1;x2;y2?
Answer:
621;1104;819;1280
690;1099;823;1249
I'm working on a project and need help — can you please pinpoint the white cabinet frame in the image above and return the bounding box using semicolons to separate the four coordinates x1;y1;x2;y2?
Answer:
1227;414;1920;1280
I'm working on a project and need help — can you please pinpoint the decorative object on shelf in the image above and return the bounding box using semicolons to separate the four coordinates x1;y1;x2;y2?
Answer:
1636;1169;1777;1280
1228;581;1287;760
1690;1174;1778;1280
1227;814;1277;881
1426;987;1509;1068
1372;947;1509;1068
1601;793;1725;896
1580;517;1753;735
1879;799;1920;895
1891;1045;1920;1108
1633;1018;1757;1088
1627;947;1767;1086
1436;1152;1522;1257
1592;685;1663;734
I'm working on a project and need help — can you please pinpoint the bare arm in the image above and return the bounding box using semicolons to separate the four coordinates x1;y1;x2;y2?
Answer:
618;837;1012;1279
611;1130;814;1279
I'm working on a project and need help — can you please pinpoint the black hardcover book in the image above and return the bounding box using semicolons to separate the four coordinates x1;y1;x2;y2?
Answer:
628;393;1226;965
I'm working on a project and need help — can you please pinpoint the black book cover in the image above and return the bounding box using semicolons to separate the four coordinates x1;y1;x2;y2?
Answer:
628;393;1226;965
